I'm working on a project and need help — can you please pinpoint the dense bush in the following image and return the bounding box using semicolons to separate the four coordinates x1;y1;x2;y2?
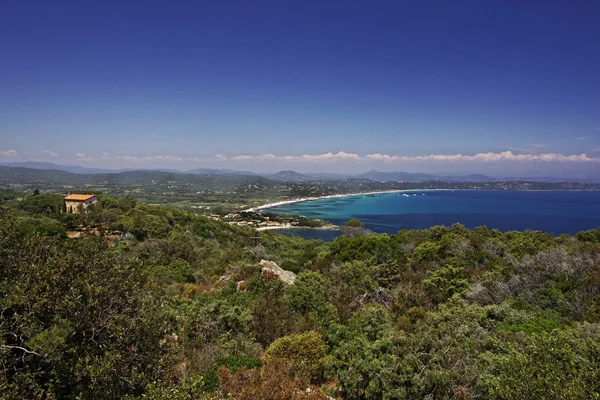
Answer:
1;193;600;399
217;362;328;400
0;211;177;399
265;331;327;383
478;324;600;399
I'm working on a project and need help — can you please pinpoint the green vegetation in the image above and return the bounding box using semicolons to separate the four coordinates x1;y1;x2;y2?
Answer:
2;189;600;399
265;331;327;383
2;166;598;214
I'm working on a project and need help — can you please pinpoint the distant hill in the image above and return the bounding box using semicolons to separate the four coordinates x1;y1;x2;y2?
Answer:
306;172;351;180
442;174;497;182
0;166;79;184
0;166;277;193
502;176;600;183
0;162;262;177
2;162;596;183
0;162;116;174
187;168;257;176
2;166;599;204
356;170;437;182
263;170;317;182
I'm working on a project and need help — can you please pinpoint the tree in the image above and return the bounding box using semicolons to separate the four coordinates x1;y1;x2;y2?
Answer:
423;264;469;299
412;241;440;262
0;213;177;399
345;219;364;228
341;219;372;238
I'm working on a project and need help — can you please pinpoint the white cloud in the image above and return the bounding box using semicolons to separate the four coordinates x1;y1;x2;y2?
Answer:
74;152;220;163
68;150;600;166
73;151;364;164
528;144;547;148
239;151;361;163
0;149;18;157
41;150;58;157
575;136;590;140
231;155;255;161
366;150;600;163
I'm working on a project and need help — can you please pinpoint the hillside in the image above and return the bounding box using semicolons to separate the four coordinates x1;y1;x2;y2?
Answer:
1;191;600;399
263;170;317;182
1;166;599;214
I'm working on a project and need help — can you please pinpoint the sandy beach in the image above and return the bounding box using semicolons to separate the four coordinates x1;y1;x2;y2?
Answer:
243;189;440;213
255;224;340;232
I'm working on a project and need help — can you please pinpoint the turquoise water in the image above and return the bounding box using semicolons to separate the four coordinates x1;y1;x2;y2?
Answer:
265;190;600;241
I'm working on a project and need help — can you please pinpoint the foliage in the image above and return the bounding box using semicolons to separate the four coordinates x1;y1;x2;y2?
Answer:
412;241;440;261
142;259;195;283
14;216;67;237
18;193;65;216
122;379;205;400
478;324;600;399
1;190;600;399
217;362;328;400
265;331;327;383
345;219;364;228
424;263;470;299
0;210;177;399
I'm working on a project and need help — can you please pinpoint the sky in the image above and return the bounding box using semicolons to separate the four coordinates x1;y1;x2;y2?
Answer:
1;0;599;177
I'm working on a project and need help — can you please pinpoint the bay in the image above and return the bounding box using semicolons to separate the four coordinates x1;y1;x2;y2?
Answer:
265;190;600;241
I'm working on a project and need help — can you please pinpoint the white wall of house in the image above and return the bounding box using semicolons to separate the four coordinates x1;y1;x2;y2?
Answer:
65;197;97;213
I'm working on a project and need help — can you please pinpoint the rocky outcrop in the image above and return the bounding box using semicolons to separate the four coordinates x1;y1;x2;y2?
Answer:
259;259;296;284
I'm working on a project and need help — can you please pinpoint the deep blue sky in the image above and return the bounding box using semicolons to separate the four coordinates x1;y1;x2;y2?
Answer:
1;0;599;175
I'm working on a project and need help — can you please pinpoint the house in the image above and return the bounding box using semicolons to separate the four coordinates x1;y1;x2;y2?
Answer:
65;194;97;213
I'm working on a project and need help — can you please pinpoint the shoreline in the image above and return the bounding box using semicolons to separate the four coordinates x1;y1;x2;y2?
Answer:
243;187;600;214
255;224;340;232
243;188;441;213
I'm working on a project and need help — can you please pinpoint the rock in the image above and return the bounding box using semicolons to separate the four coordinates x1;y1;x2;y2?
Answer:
218;273;231;284
259;259;296;284
236;280;248;292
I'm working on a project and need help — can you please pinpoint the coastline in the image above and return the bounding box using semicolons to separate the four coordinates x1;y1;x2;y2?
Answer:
255;224;340;232
244;189;600;236
243;188;439;213
243;188;599;214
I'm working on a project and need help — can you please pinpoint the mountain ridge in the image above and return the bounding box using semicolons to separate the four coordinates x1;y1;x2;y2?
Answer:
2;162;597;183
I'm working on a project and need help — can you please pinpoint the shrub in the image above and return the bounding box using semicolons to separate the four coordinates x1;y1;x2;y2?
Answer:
217;363;328;400
423;264;469;299
478;325;600;399
143;259;194;283
345;219;364;228
201;355;262;393
412;241;440;261
264;331;327;383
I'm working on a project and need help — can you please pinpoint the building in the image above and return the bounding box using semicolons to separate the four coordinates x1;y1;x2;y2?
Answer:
65;194;97;213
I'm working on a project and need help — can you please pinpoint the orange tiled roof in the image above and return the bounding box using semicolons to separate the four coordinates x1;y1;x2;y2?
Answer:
64;194;96;201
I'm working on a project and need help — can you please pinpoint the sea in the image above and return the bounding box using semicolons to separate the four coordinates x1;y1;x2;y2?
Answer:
264;190;600;241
